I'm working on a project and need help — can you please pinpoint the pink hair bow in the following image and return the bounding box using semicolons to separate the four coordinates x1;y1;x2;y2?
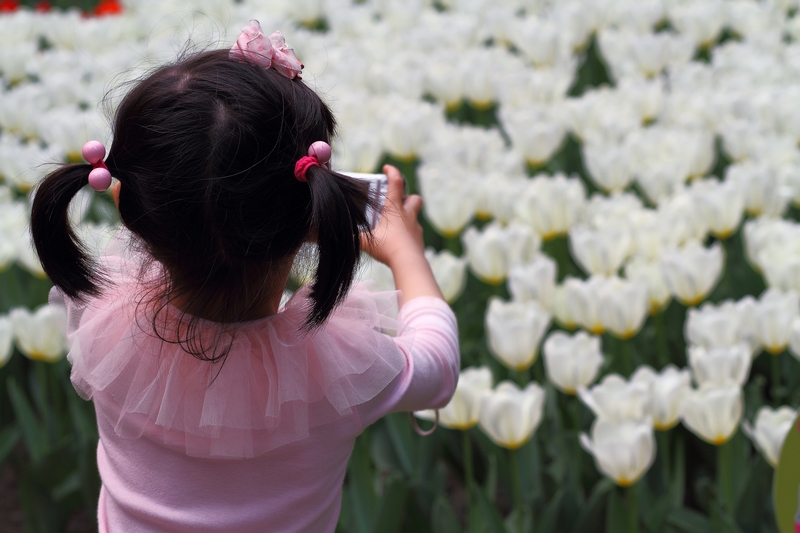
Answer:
230;20;304;80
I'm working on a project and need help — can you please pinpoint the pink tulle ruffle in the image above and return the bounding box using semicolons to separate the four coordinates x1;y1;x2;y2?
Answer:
52;239;408;459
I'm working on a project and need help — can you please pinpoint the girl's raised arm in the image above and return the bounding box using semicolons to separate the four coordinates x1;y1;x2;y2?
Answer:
362;165;444;305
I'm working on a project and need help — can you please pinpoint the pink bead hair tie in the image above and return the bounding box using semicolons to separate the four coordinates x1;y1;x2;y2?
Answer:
82;140;112;191
294;141;331;183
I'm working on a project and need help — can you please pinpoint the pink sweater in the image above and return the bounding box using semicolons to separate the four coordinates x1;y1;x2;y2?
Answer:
58;278;459;533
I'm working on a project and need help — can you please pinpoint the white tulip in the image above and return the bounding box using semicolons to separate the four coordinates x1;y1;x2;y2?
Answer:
356;255;396;293
582;142;635;194
478;381;546;450
424;248;467;303
462;222;539;285
684;299;757;353
789;318;800;362
481;177;528;224
543;330;604;395
496;63;575;109
582;192;644;229
507;255;557;310
617;77;665;125
0;316;12;367
514;173;586;240
690;178;745;239
0;197;27;270
759;245;800;294
416;366;493;430
462;47;503;108
726;162;791;218
628;211;682;261
423;49;466;110
604;0;665;34
657;191;711;245
681;383;743;446
580;417;656;487
499;105;566;168
668;0;726;48
753;289;800;355
598;277;649;339
10;304;67;363
485;298;552;371
379;96;444;161
333;131;383;174
578;374;650;423
504;224;542;269
563;276;612;335
624;257;672;314
552;283;578;330
564;87;640;144
507;16;561;67
688;344;752;387
568;224;632;277
743;217;800;272
75;222;117;258
419;125;514;176
417;167;478;237
660;241;724;306
16;233;46;279
631;365;692;431
462;224;507;285
742;406;797;467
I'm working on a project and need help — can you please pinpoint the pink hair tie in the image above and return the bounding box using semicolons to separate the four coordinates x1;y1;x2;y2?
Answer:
294;141;331;182
82;140;112;191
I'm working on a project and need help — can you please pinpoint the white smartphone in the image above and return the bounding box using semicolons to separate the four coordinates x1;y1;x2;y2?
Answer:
339;172;389;229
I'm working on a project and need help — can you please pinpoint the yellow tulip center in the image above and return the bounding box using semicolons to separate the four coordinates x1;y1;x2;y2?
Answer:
766;345;785;356
27;351;51;362
680;294;705;307
588;324;605;335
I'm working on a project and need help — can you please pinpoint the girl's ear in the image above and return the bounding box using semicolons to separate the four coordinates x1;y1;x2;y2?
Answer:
112;181;121;208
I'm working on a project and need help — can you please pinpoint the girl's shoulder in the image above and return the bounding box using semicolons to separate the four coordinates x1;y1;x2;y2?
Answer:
55;238;409;459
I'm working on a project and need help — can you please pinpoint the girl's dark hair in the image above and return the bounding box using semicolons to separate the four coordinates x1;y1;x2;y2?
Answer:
31;49;373;362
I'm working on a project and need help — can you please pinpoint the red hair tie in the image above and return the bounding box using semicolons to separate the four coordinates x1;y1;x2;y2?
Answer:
294;141;331;182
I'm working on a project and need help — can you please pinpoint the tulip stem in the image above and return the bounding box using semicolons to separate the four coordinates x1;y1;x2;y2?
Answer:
657;430;670;491
627;484;639;533
771;352;782;404
444;236;461;256
622;341;633;377
510;448;525;533
543;236;573;282
36;362;52;443
717;439;735;520
571;399;583;495
462;429;474;492
655;311;669;368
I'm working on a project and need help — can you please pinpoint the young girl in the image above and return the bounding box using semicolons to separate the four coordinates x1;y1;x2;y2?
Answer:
30;22;459;533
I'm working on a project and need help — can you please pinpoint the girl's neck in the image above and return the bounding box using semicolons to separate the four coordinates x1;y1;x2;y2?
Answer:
168;260;294;323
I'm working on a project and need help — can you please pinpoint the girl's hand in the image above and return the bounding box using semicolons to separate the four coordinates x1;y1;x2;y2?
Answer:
363;165;424;267
362;165;443;303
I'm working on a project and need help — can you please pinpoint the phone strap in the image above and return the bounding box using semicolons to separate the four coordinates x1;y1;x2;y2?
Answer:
409;410;438;436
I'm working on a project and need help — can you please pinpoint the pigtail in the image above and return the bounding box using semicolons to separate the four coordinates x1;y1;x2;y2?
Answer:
31;165;103;299
304;166;373;328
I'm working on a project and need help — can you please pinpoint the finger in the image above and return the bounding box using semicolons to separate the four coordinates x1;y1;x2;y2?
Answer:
403;194;423;217
382;164;405;205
